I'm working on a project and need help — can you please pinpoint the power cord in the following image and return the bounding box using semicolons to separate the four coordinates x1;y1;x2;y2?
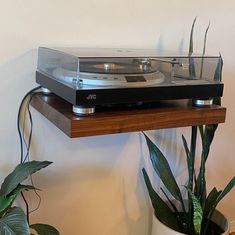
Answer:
17;86;42;222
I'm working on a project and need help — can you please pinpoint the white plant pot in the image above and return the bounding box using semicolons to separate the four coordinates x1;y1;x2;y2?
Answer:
151;210;229;235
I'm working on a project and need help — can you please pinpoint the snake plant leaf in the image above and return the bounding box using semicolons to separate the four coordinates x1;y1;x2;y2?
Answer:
189;17;197;79
189;16;197;55
144;134;183;202
203;178;234;235
0;207;30;235
30;224;60;235
142;169;180;231
182;135;190;159
216;177;235;204
214;54;223;82
203;187;221;223
160;187;179;213
203;124;218;161
202;21;210;56
0;161;52;196
188;190;203;235
200;21;210;78
182;135;194;190
197;120;218;205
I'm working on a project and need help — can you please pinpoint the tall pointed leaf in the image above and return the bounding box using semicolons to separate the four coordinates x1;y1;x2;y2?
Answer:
142;169;180;231
0;207;30;235
183;126;197;234
144;134;183;203
216;177;235;204
188;190;203;235
203;187;221;220
189;16;197;78
203;178;234;235
214;54;223;82
200;21;210;78
189;16;197;55
30;224;60;235
0;161;52;196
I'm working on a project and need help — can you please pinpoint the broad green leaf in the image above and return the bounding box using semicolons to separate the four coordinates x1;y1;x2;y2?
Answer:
188;190;203;235
0;195;15;216
144;134;183;203
0;207;30;235
0;161;52;196
0;184;38;216
30;224;60;235
142;169;181;232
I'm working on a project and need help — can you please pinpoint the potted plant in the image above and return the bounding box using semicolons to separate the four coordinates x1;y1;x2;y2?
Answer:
142;122;234;234
0;160;60;235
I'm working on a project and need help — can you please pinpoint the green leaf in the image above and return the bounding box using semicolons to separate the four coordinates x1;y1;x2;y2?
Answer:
202;178;234;235
202;21;210;56
188;190;203;235
0;195;15;216
200;21;210;78
160;187;179;213
189;17;197;79
203;187;221;220
0;161;52;196
0;184;38;216
216;177;235;204
142;169;180;232
214;54;223;82
189;16;197;55
30;224;60;235
144;134;183;203
0;207;30;235
197;121;218;206
183;126;197;235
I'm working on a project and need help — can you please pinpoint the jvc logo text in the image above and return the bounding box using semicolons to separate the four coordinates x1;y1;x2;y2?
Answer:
86;94;97;100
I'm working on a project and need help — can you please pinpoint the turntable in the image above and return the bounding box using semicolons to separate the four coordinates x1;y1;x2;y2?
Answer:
36;47;223;115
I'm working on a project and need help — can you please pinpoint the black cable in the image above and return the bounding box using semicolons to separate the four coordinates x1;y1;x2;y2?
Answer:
24;92;43;214
17;86;41;222
17;86;41;163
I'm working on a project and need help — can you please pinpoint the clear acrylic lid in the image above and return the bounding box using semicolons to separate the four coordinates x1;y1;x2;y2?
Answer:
37;47;223;89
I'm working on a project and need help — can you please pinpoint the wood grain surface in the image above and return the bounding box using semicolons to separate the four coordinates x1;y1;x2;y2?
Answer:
31;93;226;138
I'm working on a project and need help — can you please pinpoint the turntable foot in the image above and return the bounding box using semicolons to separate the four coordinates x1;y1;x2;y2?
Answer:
192;99;213;107
73;105;95;115
41;87;52;94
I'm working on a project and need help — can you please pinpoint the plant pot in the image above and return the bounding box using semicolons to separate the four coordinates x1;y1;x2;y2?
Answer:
151;210;229;235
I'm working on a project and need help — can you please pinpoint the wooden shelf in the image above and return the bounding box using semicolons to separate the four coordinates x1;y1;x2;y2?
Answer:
31;94;226;138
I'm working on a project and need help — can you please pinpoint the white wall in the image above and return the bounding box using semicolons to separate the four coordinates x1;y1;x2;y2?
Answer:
0;0;234;234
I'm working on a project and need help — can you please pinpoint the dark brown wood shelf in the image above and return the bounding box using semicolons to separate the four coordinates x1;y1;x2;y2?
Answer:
31;94;226;138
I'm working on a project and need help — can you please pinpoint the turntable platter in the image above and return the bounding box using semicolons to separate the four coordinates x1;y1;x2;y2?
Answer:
79;71;165;87
79;61;157;74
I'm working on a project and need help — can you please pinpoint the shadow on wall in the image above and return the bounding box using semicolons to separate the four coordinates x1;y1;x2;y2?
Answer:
28;163;149;234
